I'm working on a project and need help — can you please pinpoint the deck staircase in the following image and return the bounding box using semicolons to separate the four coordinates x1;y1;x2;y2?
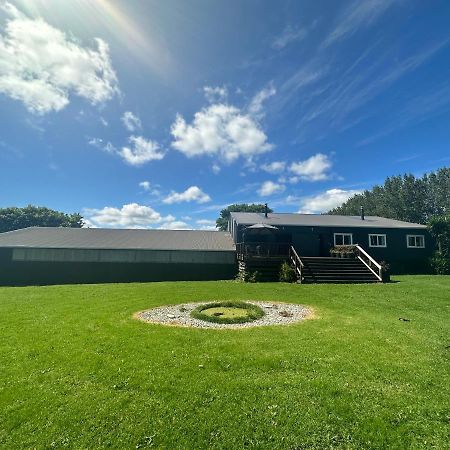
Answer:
298;257;380;283
290;245;383;284
237;242;383;284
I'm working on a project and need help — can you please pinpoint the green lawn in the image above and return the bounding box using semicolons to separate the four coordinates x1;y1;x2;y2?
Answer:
1;276;449;449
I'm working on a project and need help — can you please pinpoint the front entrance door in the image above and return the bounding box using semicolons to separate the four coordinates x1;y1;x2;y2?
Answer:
319;233;332;256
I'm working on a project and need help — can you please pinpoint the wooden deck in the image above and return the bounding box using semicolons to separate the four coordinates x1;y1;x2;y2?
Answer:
236;242;383;283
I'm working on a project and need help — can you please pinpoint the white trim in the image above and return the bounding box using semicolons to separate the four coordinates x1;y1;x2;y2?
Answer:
334;233;353;246
368;234;387;248
406;234;425;248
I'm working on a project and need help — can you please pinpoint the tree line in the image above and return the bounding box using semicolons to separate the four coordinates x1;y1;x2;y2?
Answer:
328;167;450;224
0;205;83;233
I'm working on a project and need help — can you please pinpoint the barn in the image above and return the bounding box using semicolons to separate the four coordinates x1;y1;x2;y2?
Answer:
0;227;237;286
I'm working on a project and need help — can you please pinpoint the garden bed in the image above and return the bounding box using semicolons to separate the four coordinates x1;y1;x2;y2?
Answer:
135;301;312;328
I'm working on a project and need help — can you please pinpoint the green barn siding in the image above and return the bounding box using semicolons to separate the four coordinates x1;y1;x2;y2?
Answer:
0;248;237;286
0;260;237;286
11;248;235;264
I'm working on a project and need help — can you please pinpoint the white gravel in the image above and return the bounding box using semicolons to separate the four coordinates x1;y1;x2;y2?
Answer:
135;301;312;329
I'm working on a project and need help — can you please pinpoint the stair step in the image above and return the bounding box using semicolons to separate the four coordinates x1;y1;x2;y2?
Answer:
298;253;380;283
302;279;379;284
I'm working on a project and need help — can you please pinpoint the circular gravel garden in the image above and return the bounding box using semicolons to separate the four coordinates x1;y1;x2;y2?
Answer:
135;301;312;329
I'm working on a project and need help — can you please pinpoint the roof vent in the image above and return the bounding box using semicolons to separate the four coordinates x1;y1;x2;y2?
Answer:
360;206;365;221
264;203;268;218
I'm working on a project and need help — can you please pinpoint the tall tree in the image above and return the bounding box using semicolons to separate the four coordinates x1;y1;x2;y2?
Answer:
328;167;450;224
216;204;273;231
0;205;84;233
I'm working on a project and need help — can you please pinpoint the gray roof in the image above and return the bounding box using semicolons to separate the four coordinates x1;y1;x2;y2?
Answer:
230;212;427;229
0;227;235;251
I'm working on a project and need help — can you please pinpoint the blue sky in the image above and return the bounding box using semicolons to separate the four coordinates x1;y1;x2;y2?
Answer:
0;0;449;229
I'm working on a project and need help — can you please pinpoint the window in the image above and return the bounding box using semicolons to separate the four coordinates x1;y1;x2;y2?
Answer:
369;234;386;247
407;235;425;248
334;233;353;246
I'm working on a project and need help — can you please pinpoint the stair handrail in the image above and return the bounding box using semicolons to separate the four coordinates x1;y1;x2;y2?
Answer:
289;246;304;282
354;244;383;282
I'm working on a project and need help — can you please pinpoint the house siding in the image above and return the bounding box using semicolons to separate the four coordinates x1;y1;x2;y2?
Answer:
235;224;433;274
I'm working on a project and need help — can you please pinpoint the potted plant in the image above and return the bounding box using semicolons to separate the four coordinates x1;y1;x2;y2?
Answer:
330;245;356;258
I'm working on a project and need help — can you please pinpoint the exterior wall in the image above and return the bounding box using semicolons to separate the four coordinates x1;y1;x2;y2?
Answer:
0;248;237;286
11;248;235;264
235;224;434;274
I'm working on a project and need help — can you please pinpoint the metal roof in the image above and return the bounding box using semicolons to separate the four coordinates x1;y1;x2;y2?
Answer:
230;212;427;229
0;227;236;251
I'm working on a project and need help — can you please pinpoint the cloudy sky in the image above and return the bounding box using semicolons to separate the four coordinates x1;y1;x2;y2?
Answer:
1;0;449;229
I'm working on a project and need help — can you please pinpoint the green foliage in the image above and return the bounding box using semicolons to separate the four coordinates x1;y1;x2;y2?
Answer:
428;215;450;254
0;278;449;448
279;261;296;282
191;301;265;324
430;252;450;275
236;269;260;283
216;203;273;231
0;205;84;233
428;215;450;274
328;167;450;224
330;245;357;257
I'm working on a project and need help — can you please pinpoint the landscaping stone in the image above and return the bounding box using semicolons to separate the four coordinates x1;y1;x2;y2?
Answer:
135;301;312;329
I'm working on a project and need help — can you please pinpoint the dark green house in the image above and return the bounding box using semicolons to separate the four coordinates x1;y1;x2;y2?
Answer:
229;210;433;274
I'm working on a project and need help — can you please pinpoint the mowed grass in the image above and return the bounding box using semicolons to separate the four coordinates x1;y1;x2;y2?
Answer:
0;276;449;449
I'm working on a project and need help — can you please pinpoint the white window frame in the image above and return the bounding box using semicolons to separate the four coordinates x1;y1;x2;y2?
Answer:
368;234;387;248
334;233;353;246
406;235;425;248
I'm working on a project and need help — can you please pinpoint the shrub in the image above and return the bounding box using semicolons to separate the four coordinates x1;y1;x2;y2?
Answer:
236;269;260;283
279;261;296;283
380;261;391;282
430;251;450;275
191;301;265;324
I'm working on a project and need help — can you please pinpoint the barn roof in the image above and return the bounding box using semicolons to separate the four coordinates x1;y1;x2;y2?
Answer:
0;227;235;251
230;212;427;229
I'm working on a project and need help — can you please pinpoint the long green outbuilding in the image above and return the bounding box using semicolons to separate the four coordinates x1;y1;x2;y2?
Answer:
0;228;237;286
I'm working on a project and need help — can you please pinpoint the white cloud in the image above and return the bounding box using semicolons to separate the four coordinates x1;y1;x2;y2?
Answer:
196;219;217;230
203;85;228;103
83;203;167;228
299;188;361;213
163;186;211;204
119;136;165;166
247;84;276;118
0;2;119;114
171;103;273;163
103;142;117;153
289;153;332;181
258;181;286;197
158;220;190;230
139;181;151;191
88;135;163;166
212;163;221;174
121;111;141;132
261;161;286;174
272;25;309;50
322;0;397;48
88;137;103;147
